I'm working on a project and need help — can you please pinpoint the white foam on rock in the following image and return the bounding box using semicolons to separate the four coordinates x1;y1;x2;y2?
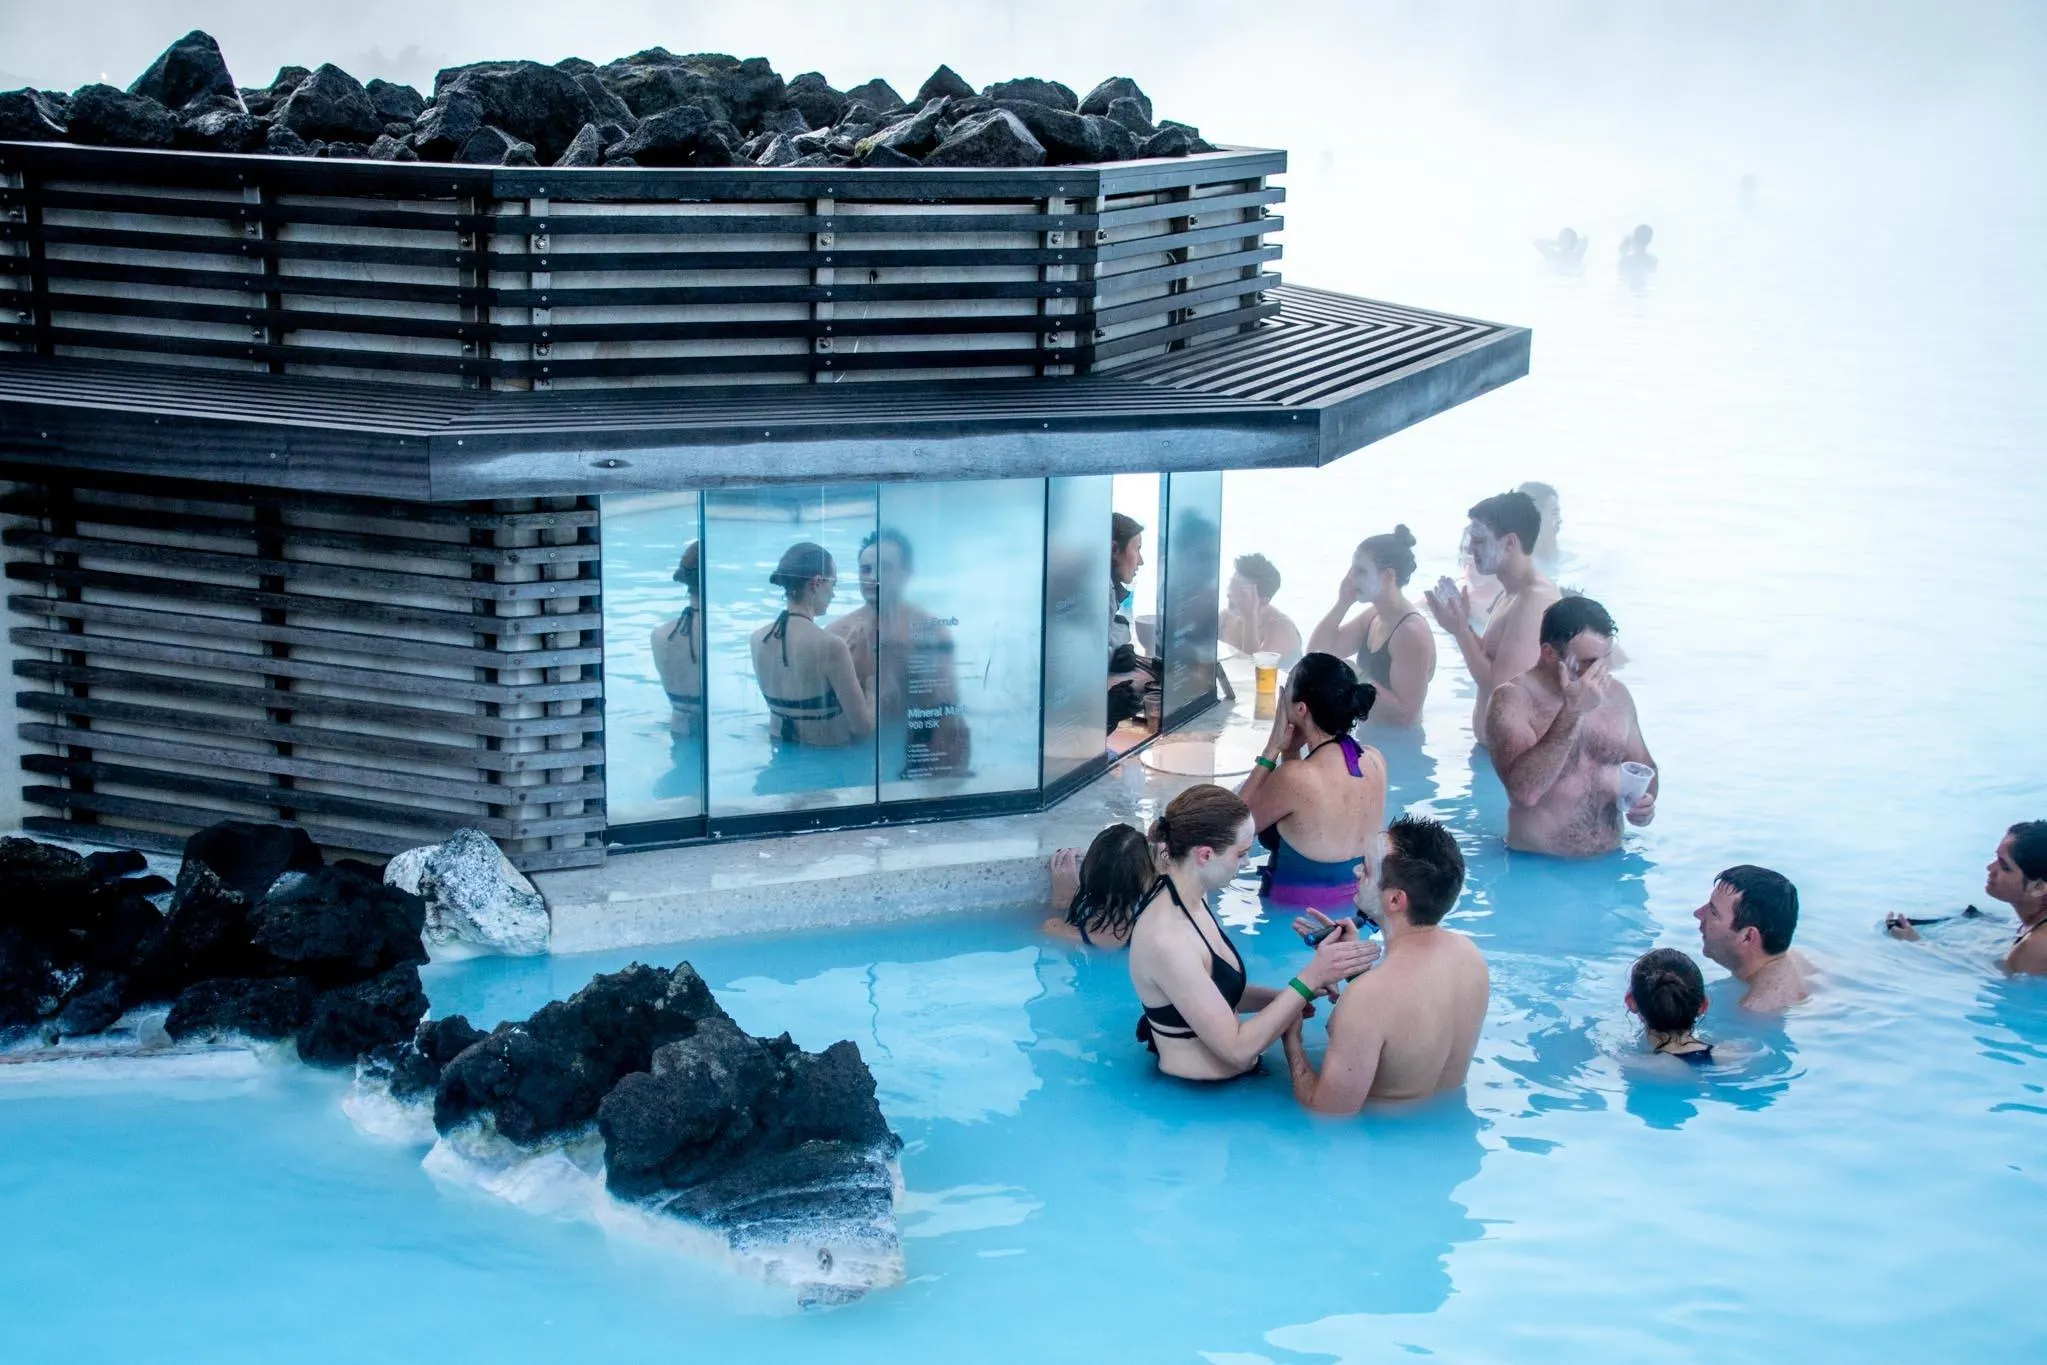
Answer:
419;1117;906;1304
341;1067;438;1144
0;1008;275;1092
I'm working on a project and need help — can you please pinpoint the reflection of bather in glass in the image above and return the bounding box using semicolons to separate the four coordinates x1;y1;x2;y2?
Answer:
649;540;704;737
830;529;971;779
749;542;874;748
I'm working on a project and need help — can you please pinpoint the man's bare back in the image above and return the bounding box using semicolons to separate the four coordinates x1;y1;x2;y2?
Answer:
1738;950;1814;1012
1292;929;1489;1109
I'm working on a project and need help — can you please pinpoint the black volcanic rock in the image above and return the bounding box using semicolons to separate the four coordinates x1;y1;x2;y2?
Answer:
596;50;785;133
297;963;428;1065
916;64;975;104
782;72;844;130
432;60;595;164
246;862;427;986
64;84;176;148
1140;125;1193;158
411;88;484;160
0;836;91;915
554;123;604;167
572;72;635;128
0;927;66;1032
755;104;807;137
0;87;68;140
993;99;1100;165
176;106;264;152
855;142;919;169
861;97;951;159
130;30;241;114
457;125;538;166
1079;76;1151;123
982;76;1077;112
434;962;725;1143
184;821;324;912
263;123;312;157
275;63;382;143
842;78;906;113
1086;114;1141;163
922;109;1044;168
1105;96;1153;137
53;972;126;1037
367;133;417;162
605;105;735;167
166;975;314;1042
242;66;309;119
147;861;259;988
365;78;424;123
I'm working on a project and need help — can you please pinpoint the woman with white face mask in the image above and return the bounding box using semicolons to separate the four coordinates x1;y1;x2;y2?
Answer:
1307;526;1436;728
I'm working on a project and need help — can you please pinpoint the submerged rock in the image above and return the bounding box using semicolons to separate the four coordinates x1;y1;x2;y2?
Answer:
165;975;313;1042
383;829;549;957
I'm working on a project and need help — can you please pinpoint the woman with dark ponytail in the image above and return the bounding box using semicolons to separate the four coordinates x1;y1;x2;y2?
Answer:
1625;948;1713;1063
1128;784;1376;1080
1238;652;1388;909
1307;526;1436;727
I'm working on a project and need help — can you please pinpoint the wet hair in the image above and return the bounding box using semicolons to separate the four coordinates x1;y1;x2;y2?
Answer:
768;541;835;596
1066;824;1154;940
859;527;913;573
1233;552;1281;602
1380;815;1464;925
1630;948;1707;1032
1717;865;1799;955
672;540;700;589
2007;822;2047;881
1356;525;1418;587
1288;651;1376;734
1539;594;1616;653
1468;491;1542;556
1150;784;1251;864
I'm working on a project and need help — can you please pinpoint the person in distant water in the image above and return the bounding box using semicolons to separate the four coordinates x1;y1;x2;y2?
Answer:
1282;815;1490;1111
1427;490;1560;741
1535;226;1587;267
1240;652;1387;909
830;529;969;777
1308;526;1436;727
1108;512;1159;731
1220;552;1303;666
1619;224;1657;288
650;540;704;734
1462;482;1561;626
1696;865;1811;1012
1486;596;1657;857
1626;948;1713;1063
1129;785;1376;1082
1043;823;1155;950
1885;821;2047;976
749;542;874;747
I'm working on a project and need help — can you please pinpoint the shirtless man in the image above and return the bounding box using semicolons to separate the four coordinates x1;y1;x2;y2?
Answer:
1425;491;1560;741
1695;865;1812;1011
829;529;968;776
1885;821;2047;976
1485;595;1657;857
1282;815;1489;1112
1220;552;1303;666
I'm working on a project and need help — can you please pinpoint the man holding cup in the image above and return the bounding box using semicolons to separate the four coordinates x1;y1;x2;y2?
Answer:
1484;595;1659;857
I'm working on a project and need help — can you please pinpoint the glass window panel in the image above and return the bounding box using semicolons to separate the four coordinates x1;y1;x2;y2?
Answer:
1042;475;1112;790
703;485;878;819
599;493;705;826
869;479;1044;803
1110;472;1165;747
1162;470;1224;725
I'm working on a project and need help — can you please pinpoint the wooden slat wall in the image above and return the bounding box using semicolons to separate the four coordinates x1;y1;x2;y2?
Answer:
3;473;605;870
0;146;1282;390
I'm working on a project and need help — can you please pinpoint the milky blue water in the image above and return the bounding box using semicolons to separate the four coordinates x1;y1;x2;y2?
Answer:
7;12;2047;1362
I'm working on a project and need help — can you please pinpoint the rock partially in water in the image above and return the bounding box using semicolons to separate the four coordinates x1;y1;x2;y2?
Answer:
273;63;383;144
434;962;726;1143
129;29;241;115
923;109;1045;168
384;828;549;957
0;927;66;1033
982;76;1078;112
165;975;313;1042
0;87;67;141
297;963;429;1065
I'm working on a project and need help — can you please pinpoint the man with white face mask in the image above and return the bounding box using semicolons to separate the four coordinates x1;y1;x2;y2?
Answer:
1424;490;1560;742
1485;595;1658;857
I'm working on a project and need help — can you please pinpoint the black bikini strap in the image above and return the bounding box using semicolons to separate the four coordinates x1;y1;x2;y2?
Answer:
767;609;792;666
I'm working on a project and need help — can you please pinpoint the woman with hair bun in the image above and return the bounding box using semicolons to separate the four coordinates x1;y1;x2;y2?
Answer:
1308;526;1436;727
1128;784;1376;1080
748;541;874;747
1238;652;1388;909
1625;948;1713;1063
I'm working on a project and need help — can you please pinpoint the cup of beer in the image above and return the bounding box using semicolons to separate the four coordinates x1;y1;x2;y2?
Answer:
1252;652;1281;697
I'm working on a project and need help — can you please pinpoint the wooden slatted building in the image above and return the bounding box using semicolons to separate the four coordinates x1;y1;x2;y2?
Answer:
0;141;1528;870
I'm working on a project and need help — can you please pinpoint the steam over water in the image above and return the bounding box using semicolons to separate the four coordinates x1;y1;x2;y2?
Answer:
4;4;2046;1361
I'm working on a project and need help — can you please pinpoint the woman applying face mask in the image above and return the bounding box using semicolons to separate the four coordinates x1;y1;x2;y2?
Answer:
1307;527;1436;727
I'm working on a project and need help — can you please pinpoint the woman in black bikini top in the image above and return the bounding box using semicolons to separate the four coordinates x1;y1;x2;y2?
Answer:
1126;785;1375;1082
1305;526;1436;728
1627;948;1714;1064
748;541;874;747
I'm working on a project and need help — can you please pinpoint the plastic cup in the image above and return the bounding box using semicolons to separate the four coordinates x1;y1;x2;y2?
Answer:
1253;652;1281;697
1617;761;1655;813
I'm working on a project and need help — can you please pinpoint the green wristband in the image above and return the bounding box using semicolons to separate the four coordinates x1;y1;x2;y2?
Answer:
1255;755;1278;771
1287;976;1315;1002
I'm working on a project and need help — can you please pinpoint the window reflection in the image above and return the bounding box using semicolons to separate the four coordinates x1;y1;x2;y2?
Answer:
1110;473;1164;750
599;493;705;824
1043;476;1112;791
705;487;878;818
864;481;1044;803
1162;471;1224;724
